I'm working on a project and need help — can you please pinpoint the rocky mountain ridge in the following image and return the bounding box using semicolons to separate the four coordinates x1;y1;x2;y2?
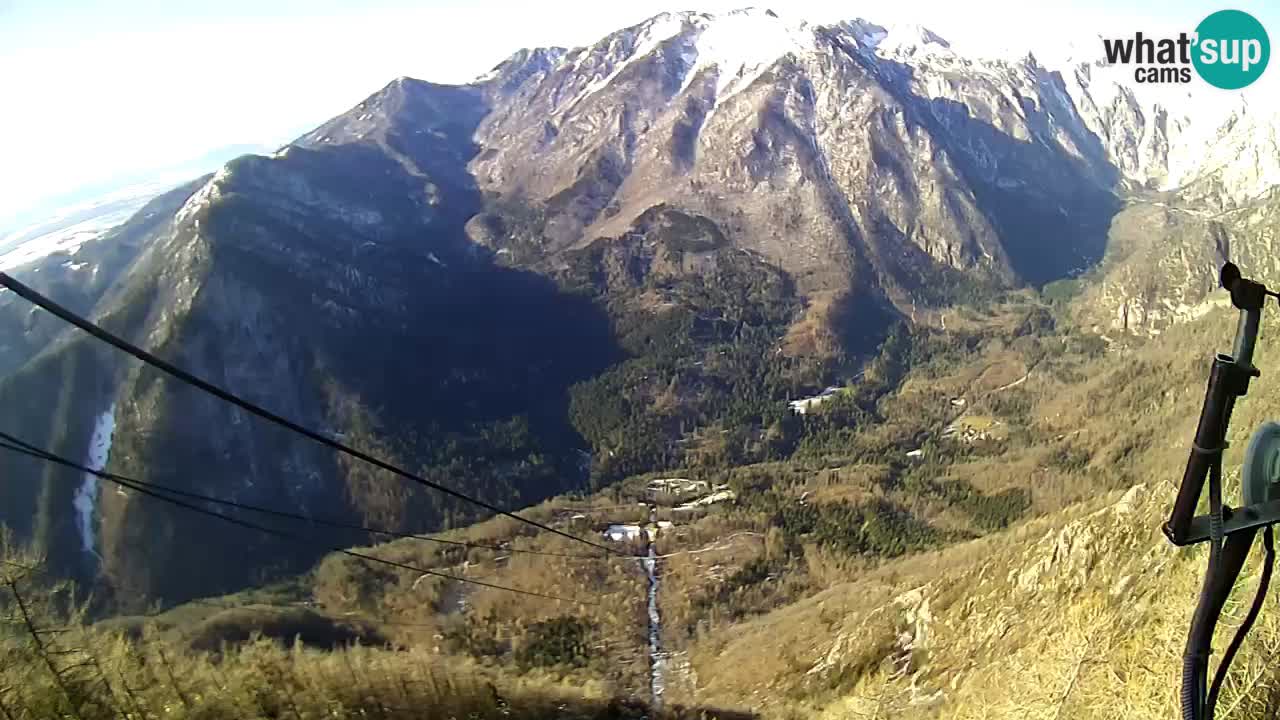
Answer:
464;8;1280;331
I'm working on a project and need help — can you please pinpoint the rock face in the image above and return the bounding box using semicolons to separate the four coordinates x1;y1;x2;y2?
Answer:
1069;191;1280;336
469;9;1124;295
0;79;618;606
4;8;1280;603
464;10;1280;331
1028;59;1280;335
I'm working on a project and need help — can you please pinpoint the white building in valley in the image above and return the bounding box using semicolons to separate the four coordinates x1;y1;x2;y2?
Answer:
605;524;644;542
788;386;842;415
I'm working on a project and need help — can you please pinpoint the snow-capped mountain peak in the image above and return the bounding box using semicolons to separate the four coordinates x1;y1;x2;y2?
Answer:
836;19;952;58
677;8;818;99
551;9;823;110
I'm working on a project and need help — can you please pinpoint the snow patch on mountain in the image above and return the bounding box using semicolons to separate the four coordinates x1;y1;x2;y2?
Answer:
73;404;117;556
564;13;687;110
557;9;822;116
174;166;231;225
835;18;953;60
677;9;817;102
866;24;951;58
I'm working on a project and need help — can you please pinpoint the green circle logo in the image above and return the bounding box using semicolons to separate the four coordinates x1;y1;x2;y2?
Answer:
1193;10;1270;89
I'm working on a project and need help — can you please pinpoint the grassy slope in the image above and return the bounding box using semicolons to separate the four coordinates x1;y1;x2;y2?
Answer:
670;304;1280;718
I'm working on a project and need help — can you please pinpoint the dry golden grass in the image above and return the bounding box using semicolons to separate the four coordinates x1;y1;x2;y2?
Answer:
781;292;844;359
969;359;1029;395
662;302;1280;718
1;533;754;720
309;520;651;692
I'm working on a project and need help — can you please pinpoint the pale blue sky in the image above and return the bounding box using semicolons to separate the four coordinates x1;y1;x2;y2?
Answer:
1;0;1276;219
